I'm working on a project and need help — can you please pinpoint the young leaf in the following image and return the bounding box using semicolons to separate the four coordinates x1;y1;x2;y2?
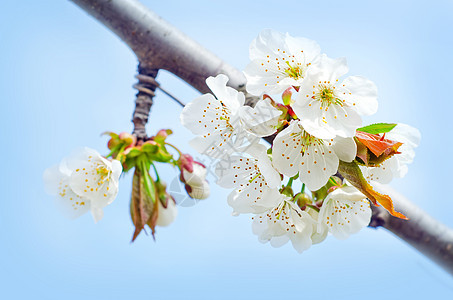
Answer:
338;161;407;220
130;169;158;241
355;131;402;157
357;123;397;134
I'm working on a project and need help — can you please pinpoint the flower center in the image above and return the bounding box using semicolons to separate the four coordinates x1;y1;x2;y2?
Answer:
314;83;342;108
96;165;110;181
284;61;303;79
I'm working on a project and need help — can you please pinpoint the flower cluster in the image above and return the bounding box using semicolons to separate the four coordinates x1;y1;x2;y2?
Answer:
44;129;209;241
181;29;420;253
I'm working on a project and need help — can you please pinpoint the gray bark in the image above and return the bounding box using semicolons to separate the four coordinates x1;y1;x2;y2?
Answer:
69;0;453;275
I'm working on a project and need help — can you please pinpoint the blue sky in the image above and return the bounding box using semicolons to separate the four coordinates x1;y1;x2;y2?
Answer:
1;0;453;299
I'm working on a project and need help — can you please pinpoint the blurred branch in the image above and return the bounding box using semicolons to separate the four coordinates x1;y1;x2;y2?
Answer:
70;0;453;275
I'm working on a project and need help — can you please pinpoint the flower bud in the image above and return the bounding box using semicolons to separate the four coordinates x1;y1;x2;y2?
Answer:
107;138;120;150
185;181;210;200
282;87;293;106
156;198;178;227
182;163;207;187
157;129;172;139
178;154;195;173
118;132;136;146
294;192;312;208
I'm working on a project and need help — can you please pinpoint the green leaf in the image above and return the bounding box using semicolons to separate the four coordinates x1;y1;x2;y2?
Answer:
357;123;397;134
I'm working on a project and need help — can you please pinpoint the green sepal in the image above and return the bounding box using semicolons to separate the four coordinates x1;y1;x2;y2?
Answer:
148;146;173;163
142;142;159;154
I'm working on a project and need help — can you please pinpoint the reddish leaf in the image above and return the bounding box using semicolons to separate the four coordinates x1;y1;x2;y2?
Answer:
338;161;408;220
356;131;402;157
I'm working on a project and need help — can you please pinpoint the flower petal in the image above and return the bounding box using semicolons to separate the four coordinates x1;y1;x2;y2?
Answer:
272;121;304;177
299;143;339;191
341;76;378;116
332;137;357;162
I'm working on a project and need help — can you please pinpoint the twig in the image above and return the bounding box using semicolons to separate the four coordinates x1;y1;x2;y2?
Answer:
70;0;453;275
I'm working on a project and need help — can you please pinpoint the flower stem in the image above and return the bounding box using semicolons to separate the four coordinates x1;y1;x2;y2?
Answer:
165;142;183;157
287;177;294;188
301;183;305;194
151;162;160;182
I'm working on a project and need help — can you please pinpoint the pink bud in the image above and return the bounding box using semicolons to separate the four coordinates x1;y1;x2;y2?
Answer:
156;129;169;139
179;154;194;173
119;132;136;146
282;87;293;105
107;138;120;150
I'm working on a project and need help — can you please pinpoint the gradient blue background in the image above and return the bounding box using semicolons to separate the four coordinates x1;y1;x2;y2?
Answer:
1;0;453;298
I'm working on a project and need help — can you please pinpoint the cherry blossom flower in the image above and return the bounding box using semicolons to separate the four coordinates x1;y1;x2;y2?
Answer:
252;196;319;253
215;144;281;215
292;54;378;139
318;186;371;240
180;74;280;158
244;29;321;95
272;120;356;191
360;123;421;184
43;147;122;222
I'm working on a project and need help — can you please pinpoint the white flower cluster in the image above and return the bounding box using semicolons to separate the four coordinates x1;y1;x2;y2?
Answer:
180;29;419;253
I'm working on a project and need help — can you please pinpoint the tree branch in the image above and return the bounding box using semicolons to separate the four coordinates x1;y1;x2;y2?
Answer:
69;0;453;275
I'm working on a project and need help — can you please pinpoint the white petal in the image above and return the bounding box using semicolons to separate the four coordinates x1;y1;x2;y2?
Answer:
341;76;378;116
183;164;207;187
299;143;339;191
91;207;104;223
306;54;349;82
50;175;91;219
188;181;210;199
244;60;284;95
239;98;282;137
43;165;66;195
272;121;304;177
206;74;245;113
156;200;178;227
227;187;281;214
285;34;321;64
332;137;357;162
293;98;337;140
180;94;223;135
319;186;371;240
388;123;421;150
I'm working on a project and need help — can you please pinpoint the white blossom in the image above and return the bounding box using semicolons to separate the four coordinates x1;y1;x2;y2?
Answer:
244;29;321;95
216;144;281;214
360;123;421;184
318;186;371;240
292;54;378;139
43;147;122;222
252;196;319;253
180;74;280;158
272;120;356;191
